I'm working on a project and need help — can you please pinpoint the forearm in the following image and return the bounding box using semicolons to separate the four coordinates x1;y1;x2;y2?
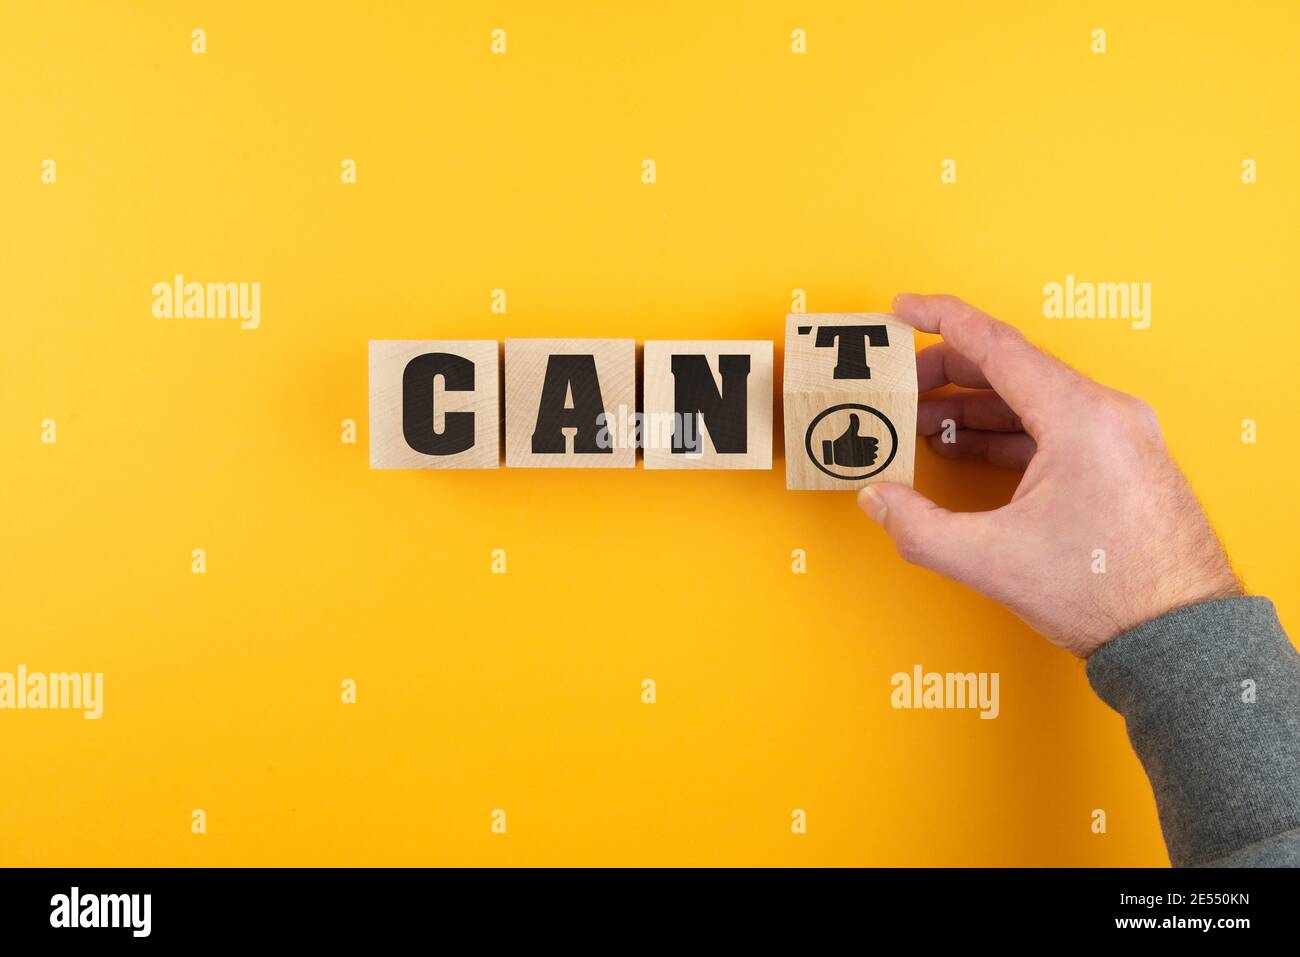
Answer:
1086;597;1300;867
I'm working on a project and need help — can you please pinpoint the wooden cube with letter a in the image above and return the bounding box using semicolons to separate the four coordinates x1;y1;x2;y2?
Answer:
369;340;500;469
643;340;773;469
504;339;636;468
783;314;916;490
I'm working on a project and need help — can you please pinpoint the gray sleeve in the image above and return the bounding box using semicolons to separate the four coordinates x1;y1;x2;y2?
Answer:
1085;596;1300;867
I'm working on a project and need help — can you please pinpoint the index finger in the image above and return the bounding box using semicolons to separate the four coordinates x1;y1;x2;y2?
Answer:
892;293;1082;435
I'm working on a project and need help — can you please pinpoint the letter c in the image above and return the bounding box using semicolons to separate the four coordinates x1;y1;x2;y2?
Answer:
402;352;475;455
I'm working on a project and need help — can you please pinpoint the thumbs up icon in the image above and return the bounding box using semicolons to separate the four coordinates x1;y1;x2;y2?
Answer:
822;413;879;468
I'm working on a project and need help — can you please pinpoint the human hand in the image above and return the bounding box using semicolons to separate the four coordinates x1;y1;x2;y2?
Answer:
857;293;1242;658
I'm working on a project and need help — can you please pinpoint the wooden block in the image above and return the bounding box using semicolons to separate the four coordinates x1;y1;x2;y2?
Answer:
783;314;916;490
643;340;773;470
504;339;636;468
369;340;500;469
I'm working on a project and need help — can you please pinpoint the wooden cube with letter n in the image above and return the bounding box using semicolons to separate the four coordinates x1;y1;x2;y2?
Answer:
369;340;500;469
642;340;773;469
504;339;636;468
783;314;917;490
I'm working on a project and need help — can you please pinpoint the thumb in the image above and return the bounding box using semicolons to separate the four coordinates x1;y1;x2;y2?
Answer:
857;482;980;580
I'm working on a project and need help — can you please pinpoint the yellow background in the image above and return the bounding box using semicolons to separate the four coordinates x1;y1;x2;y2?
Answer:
3;1;1297;866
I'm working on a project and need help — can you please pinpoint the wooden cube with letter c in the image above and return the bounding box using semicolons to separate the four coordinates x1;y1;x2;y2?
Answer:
369;340;500;469
782;314;917;490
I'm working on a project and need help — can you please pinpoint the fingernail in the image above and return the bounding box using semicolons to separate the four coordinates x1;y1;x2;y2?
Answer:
892;293;917;307
859;485;887;524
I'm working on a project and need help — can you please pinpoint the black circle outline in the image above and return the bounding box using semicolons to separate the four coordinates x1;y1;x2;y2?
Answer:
804;403;899;480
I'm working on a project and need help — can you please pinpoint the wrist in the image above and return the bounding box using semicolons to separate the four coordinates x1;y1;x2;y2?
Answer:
1086;573;1244;658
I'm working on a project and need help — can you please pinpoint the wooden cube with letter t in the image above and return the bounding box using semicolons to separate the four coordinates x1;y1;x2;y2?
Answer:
642;340;773;469
504;339;637;468
369;340;500;469
783;314;917;490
